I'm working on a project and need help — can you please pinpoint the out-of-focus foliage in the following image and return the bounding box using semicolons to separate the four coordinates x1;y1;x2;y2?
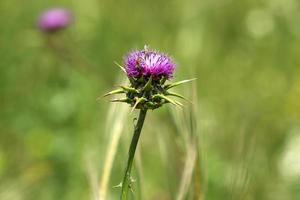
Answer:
1;0;300;199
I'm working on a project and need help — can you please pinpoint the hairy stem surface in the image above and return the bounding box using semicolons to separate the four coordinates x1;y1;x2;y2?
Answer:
120;109;147;200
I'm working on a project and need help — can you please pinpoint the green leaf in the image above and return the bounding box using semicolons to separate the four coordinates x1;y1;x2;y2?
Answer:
101;88;125;98
164;78;196;90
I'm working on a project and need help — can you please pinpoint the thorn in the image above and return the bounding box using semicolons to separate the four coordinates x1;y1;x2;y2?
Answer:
130;97;146;113
165;92;191;103
114;61;126;74
174;100;184;107
110;98;131;103
164;78;197;90
101;88;125;98
153;94;183;107
113;182;122;188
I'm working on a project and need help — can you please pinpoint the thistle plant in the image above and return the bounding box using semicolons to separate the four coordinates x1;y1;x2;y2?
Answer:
104;46;194;199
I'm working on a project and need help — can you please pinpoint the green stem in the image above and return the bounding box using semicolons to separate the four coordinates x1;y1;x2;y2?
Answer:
120;109;147;200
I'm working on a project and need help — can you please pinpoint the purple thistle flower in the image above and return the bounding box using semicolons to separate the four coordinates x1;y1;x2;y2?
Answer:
124;47;176;80
38;8;73;33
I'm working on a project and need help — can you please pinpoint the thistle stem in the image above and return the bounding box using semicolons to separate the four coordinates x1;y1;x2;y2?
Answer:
120;109;147;200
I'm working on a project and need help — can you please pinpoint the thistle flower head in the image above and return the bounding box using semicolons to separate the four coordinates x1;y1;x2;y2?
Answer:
38;8;73;33
125;47;176;80
103;46;194;111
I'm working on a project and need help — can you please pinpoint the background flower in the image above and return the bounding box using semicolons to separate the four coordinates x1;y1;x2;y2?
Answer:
38;8;73;33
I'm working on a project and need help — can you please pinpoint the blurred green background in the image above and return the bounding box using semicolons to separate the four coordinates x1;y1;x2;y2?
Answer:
1;0;300;199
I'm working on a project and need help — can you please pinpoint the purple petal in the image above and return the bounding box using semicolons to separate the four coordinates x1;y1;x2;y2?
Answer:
124;49;176;80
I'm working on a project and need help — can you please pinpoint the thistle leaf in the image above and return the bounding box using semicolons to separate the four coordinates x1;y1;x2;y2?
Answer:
164;78;196;90
114;61;126;74
101;88;125;98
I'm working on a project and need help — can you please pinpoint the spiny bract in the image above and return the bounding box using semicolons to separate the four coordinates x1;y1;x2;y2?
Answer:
103;46;195;111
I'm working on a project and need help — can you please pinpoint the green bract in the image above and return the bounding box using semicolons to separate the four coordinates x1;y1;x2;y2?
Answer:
104;72;195;111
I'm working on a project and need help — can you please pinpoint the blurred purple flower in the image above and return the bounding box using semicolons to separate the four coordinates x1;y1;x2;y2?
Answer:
38;8;73;33
124;47;176;80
